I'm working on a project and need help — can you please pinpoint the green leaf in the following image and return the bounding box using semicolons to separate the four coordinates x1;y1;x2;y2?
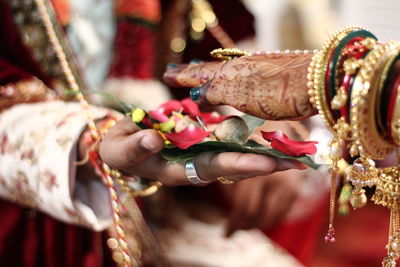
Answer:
161;140;321;169
240;114;265;134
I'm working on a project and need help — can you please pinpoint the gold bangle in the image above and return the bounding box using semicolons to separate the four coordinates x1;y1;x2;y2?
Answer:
110;169;163;197
376;47;400;140
389;62;400;145
309;26;365;132
217;176;235;185
350;41;399;160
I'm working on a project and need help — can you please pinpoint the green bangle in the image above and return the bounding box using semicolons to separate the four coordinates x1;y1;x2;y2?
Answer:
328;30;377;99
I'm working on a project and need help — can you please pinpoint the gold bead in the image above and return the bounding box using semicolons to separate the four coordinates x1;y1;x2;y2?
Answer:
350;188;367;209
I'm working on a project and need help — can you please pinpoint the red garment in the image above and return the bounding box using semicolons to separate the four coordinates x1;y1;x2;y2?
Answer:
108;21;156;80
0;202;115;267
263;198;328;265
0;1;115;266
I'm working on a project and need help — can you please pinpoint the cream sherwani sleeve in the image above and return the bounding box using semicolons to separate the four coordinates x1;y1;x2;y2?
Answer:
0;100;119;231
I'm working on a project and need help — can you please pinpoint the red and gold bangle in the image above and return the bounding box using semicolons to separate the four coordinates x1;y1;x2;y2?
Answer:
375;49;400;140
309;26;365;133
350;41;400;160
388;63;400;145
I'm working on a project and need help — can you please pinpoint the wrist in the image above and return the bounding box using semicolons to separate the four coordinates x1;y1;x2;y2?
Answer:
77;117;117;179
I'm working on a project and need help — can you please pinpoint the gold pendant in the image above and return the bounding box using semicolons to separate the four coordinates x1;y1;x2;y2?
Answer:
346;157;378;209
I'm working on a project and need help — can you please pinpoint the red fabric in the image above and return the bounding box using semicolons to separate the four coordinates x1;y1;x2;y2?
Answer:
108;21;155;79
0;0;51;87
263;198;328;265
0;200;115;267
0;58;32;85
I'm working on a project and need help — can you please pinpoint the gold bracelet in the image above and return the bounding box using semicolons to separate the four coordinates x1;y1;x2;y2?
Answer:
345;42;400;210
110;169;163;198
309;26;365;132
389;58;400;145
350;41;399;160
376;47;400;140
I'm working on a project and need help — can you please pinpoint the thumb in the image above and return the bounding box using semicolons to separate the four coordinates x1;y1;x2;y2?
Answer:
100;128;164;170
125;129;165;160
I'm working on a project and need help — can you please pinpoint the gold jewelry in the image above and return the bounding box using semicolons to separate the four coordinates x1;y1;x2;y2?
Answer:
0;77;55;111
372;166;400;266
344;42;400;210
350;42;399;160
375;48;400;139
308;26;366;242
309;26;365;131
217;176;235;185
110;169;163;197
389;56;400;146
210;48;248;60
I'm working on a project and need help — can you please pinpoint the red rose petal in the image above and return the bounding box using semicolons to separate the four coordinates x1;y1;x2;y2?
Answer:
261;131;318;156
149;110;169;122
181;98;201;116
164;125;210;149
200;112;227;124
157;100;183;115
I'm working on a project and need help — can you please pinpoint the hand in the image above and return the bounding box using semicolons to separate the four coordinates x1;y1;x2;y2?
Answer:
164;53;317;120
98;118;306;186
224;169;304;236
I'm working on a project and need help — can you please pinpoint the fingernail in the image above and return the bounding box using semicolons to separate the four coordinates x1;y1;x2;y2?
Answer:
286;161;308;170
140;135;160;152
190;59;203;64
190;87;201;102
167;63;177;70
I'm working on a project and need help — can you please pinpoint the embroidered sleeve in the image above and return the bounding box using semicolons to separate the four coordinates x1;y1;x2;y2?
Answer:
0;100;120;231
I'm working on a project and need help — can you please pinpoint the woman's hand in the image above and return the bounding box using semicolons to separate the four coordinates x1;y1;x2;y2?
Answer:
98;118;306;186
164;53;317;120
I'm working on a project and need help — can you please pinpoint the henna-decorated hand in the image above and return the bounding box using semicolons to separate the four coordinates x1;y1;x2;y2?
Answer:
164;53;318;120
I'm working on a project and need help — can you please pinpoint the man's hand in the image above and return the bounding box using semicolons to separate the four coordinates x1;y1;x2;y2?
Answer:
98;118;306;186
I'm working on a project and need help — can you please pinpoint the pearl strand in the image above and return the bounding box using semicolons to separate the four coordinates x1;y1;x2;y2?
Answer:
246;49;319;57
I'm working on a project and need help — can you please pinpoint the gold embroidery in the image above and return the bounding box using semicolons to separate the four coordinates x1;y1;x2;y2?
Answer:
0;78;55;111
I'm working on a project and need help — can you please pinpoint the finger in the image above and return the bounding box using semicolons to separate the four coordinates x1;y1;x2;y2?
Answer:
125;152;254;185
100;127;165;170
195;152;306;180
127;152;306;187
163;61;223;88
276;159;307;171
104;117;143;139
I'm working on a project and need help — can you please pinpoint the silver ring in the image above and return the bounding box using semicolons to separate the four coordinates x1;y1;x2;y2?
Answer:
185;158;208;184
